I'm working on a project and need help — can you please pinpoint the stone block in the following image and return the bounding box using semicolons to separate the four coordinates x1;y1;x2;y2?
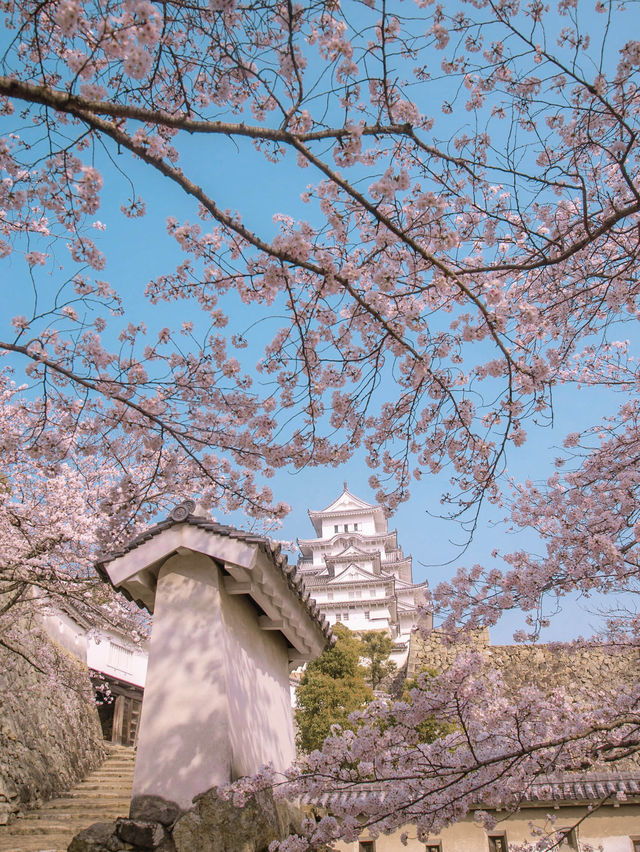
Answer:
67;821;127;852
172;788;305;852
116;817;167;847
129;794;183;826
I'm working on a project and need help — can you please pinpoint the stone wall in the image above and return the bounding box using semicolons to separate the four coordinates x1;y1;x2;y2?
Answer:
407;627;640;697
68;788;320;852
0;621;106;823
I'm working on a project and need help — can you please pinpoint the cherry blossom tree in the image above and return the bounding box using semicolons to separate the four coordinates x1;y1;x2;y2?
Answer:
0;375;147;676
1;0;640;845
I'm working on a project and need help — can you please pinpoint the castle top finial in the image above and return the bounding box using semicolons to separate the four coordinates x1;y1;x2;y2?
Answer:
343;481;348;491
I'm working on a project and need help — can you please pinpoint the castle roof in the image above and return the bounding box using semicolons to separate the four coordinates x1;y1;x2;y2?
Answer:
308;485;387;536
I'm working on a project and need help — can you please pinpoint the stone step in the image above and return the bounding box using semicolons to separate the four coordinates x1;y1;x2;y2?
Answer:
0;838;71;852
87;763;133;778
75;775;133;782
40;799;131;812
9;823;85;835
77;772;135;779
23;806;130;819
53;791;132;801
72;784;133;793
0;745;135;852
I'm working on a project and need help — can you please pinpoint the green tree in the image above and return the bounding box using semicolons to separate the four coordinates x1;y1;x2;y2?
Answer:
401;669;457;744
359;631;398;690
295;624;373;753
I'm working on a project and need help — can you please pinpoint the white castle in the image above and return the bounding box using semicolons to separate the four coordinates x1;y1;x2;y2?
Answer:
297;485;430;663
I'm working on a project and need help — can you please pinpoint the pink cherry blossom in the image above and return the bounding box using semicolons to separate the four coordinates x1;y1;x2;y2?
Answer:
0;0;639;842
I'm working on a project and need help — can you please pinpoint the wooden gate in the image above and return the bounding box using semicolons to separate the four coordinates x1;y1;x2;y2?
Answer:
112;694;142;747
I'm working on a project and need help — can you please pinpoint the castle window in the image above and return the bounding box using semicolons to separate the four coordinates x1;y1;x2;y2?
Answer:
364;611;370;620
425;844;442;852
488;835;508;852
631;839;640;852
334;525;338;533
343;611;349;621
359;842;375;852
108;642;133;674
344;524;349;532
327;590;334;600
354;523;358;530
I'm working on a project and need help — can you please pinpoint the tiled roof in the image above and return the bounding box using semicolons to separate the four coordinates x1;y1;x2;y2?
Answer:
303;772;640;811
95;503;333;644
521;772;640;803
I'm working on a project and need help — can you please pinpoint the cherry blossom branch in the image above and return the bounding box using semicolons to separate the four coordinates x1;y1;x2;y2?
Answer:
0;77;412;144
0;340;269;512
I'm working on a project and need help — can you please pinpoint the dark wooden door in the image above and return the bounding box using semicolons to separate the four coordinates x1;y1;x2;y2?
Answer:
112;695;142;746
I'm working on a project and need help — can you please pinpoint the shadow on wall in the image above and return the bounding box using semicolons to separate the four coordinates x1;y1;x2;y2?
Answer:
221;583;295;780
130;551;297;809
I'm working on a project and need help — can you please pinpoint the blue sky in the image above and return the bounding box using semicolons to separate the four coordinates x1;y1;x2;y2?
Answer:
49;135;622;645
2;0;636;644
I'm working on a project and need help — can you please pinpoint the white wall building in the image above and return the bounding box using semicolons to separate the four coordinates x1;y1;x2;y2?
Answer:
297;485;430;664
98;500;331;808
40;602;148;746
86;631;148;691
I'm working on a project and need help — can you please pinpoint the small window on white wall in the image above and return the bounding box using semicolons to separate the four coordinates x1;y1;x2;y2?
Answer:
108;642;133;673
488;835;508;852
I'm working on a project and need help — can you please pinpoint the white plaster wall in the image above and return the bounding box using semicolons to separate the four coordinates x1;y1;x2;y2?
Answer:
39;609;88;662
310;540;335;565
86;632;148;687
333;804;640;851
360;516;376;536
345;611;376;631
371;607;391;621
325;608;394;633
322;520;340;538
220;583;296;779
132;552;232;808
131;550;297;808
319;512;377;540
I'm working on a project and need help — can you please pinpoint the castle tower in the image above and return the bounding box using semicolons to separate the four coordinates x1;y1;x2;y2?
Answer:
297;485;430;664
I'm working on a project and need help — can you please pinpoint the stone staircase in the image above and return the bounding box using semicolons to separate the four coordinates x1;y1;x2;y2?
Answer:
0;745;135;852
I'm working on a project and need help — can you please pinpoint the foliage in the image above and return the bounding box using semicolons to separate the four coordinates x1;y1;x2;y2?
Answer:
0;379;147;674
295;624;373;753
1;0;640;846
400;668;457;744
359;631;397;689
